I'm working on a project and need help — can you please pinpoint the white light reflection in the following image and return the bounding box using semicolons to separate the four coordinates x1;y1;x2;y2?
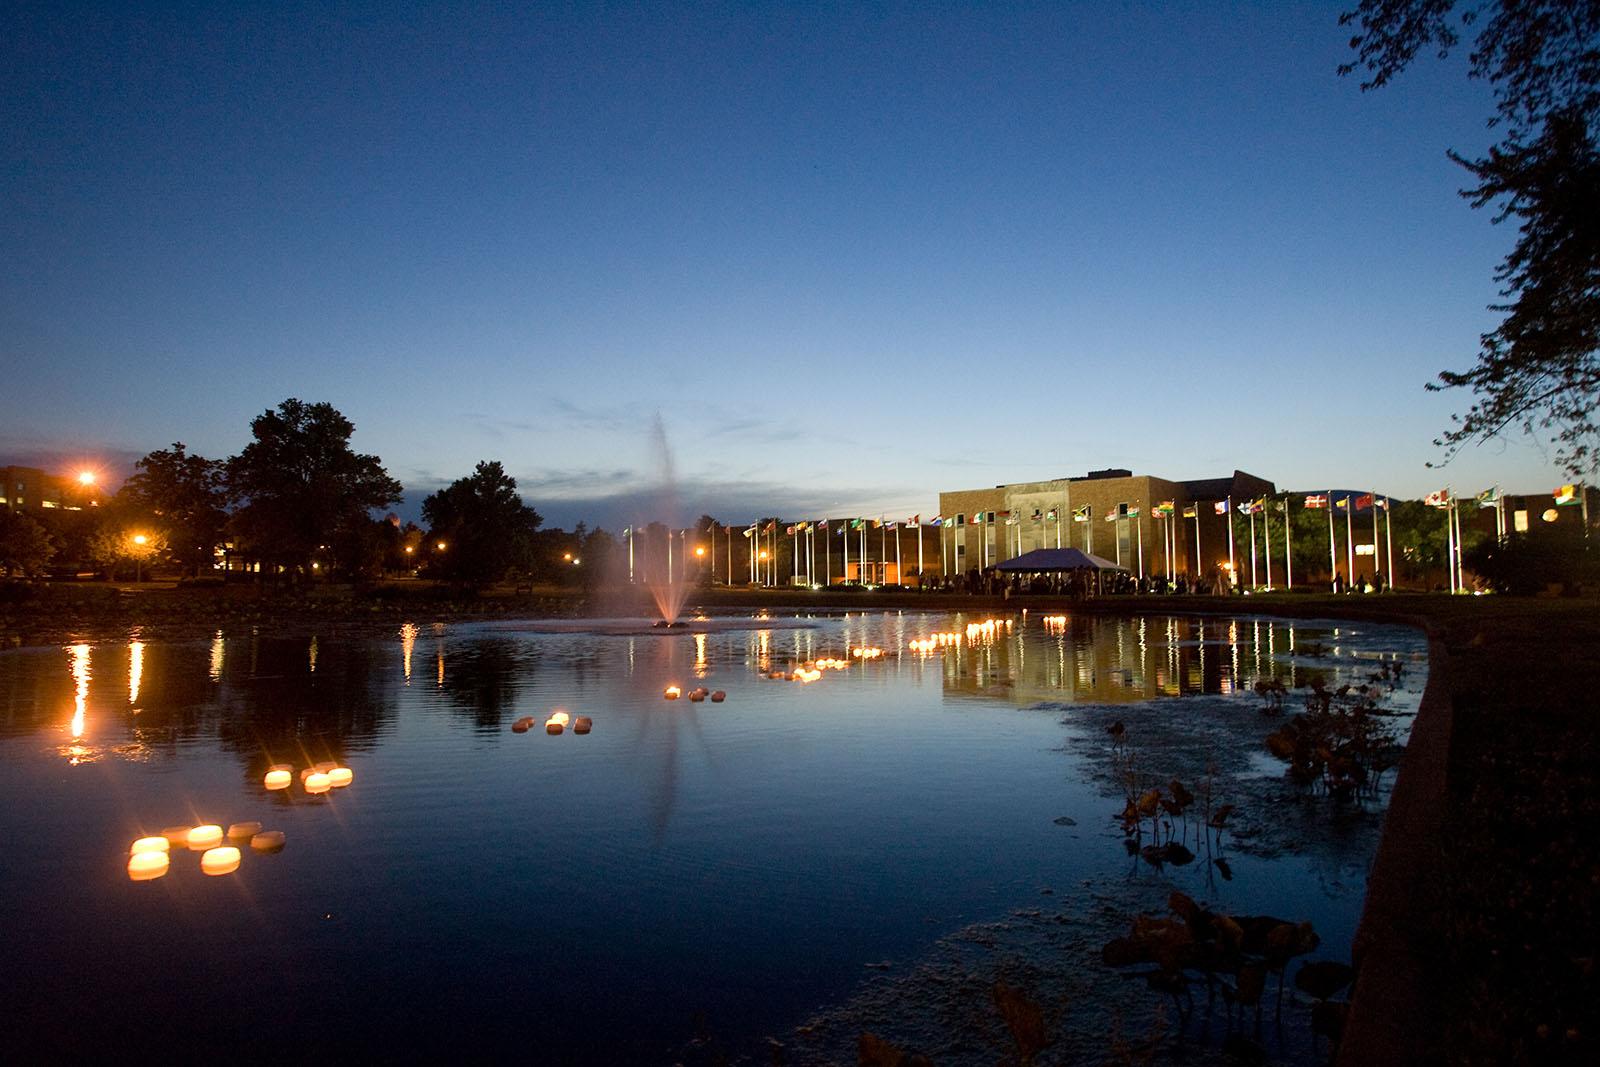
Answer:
308;636;319;673
209;631;224;682
400;622;418;683
694;633;707;677
69;644;89;739
128;639;144;706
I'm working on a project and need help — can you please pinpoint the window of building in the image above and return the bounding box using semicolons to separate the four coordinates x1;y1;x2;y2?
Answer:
1513;509;1529;532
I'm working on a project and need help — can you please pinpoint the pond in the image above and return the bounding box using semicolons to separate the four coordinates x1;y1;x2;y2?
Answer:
0;610;1426;1063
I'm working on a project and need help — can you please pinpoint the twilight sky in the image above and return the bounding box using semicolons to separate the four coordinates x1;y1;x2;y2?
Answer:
0;1;1562;529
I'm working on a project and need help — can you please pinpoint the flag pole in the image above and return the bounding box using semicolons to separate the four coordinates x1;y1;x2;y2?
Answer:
1194;509;1202;583
1385;500;1394;591
895;524;902;583
1371;490;1381;589
1445;495;1456;594
1284;497;1293;590
1327;492;1337;592
1248;507;1257;589
1345;499;1355;588
1226;496;1235;580
917;520;924;580
1263;503;1273;590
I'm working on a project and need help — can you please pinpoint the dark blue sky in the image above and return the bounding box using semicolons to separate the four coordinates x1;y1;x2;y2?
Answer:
1;1;1553;528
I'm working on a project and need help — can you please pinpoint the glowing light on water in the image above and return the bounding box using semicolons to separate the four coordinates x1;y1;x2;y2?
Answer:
401;622;418;683
304;772;331;795
128;852;169;881
264;769;291;790
663;686;681;700
162;826;192;847
68;644;90;740
130;836;169;855
694;633;707;675
209;631;224;682
200;846;240;876
128;640;144;705
308;637;318;674
187;825;223;851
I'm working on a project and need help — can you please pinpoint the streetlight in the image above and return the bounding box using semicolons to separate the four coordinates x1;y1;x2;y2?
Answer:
131;533;149;583
436;541;447;551
77;470;97;487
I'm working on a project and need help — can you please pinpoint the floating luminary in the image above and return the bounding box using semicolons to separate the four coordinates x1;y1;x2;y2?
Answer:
304;772;332;795
249;830;285;853
549;711;570;727
187;825;224;851
545;719;563;734
663;686;681;700
227;821;262;841
512;716;535;733
572;716;592;734
200;846;241;876
709;691;726;703
162;826;192;847
327;767;353;788
314;761;337;774
264;769;292;790
127;851;169;881
130;836;169;855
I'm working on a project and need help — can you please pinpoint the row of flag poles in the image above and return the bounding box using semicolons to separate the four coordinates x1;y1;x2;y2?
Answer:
621;482;1586;590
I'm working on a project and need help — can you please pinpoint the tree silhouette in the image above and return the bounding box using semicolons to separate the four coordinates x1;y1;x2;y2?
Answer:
119;442;229;576
1340;0;1600;475
421;461;543;586
226;399;403;577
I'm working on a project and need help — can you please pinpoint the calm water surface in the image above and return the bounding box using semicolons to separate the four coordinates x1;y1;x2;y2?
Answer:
0;611;1425;1062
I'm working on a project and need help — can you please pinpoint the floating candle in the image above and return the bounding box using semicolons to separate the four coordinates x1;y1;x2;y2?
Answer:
710;691;726;703
127;851;169;881
663;686;680;700
314;761;337;774
162;826;192;847
130;836;169;855
512;716;534;733
227;821;262;841
304;772;331;795
327;767;353;788
187;825;223;851
200;846;241;876
545;719;564;734
264;769;292;790
572;716;592;734
249;830;286;853
549;711;570;727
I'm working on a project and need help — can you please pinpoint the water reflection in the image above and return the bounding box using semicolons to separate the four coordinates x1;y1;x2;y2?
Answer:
925;614;1352;705
129;639;143;706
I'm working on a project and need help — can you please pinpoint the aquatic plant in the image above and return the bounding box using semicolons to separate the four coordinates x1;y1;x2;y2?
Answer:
1263;679;1401;801
1101;892;1339;1052
1252;676;1287;715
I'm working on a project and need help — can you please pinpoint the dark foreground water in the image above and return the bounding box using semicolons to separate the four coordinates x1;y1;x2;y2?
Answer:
0;611;1425;1063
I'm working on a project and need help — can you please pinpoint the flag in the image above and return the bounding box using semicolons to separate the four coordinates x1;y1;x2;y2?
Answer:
1153;500;1174;517
1005;514;1019;526
1182;505;1197;519
1424;490;1451;508
1476;489;1499;508
1104;507;1120;522
785;525;795;535
1127;506;1141;518
1555;484;1580;505
743;527;755;538
1073;505;1090;521
1236;500;1261;515
1304;494;1327;509
850;518;864;529
1355;494;1374;510
1031;509;1042;521
908;515;920;526
886;521;898;530
622;526;632;536
1213;501;1229;516
1046;508;1057;521
929;516;944;527
1333;497;1350;511
818;518;828;529
1376;497;1389;510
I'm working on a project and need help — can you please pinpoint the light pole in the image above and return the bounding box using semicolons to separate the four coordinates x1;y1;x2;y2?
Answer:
131;533;148;583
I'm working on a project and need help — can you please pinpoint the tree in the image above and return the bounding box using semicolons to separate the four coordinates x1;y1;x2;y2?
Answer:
118;442;229;576
421;461;543;586
1340;1;1600;475
226;399;403;577
86;524;167;581
0;510;56;577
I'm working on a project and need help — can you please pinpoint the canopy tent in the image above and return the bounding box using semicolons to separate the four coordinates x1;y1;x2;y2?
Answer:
993;547;1126;573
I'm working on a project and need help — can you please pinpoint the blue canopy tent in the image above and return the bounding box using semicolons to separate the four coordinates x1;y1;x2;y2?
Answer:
993;547;1126;572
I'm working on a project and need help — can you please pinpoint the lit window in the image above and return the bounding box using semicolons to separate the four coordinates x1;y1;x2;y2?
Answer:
1513;510;1528;532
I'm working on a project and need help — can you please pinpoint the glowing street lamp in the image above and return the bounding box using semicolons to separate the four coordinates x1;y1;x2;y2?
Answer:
436;541;447;551
130;533;150;583
77;470;97;487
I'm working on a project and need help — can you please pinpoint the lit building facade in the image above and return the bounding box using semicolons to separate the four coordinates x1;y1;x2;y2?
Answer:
937;467;1275;580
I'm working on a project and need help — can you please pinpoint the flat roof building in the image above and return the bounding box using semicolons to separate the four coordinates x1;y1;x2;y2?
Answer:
938;468;1275;580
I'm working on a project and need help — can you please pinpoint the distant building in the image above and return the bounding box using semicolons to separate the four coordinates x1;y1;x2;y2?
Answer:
937;468;1275;579
1467;485;1597;538
0;465;101;513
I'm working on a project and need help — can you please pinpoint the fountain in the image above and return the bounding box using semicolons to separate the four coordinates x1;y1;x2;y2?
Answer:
642;414;690;627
